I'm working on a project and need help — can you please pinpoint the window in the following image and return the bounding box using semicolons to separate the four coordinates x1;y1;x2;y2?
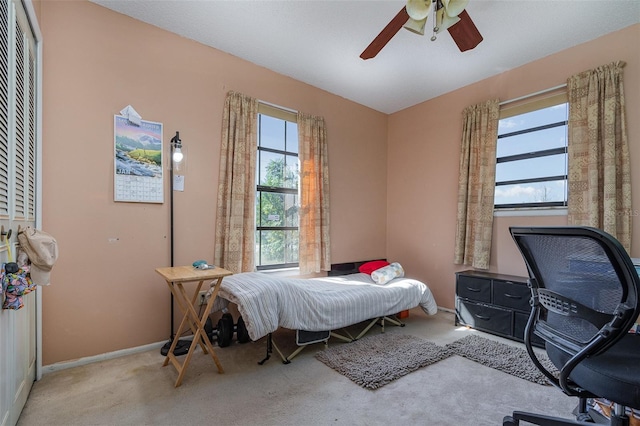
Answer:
494;93;568;209
255;105;299;270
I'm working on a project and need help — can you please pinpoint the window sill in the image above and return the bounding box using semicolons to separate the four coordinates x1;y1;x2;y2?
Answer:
259;267;300;277
258;267;327;279
494;206;567;217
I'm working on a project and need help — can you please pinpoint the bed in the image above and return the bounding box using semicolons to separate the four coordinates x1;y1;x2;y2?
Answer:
207;261;438;363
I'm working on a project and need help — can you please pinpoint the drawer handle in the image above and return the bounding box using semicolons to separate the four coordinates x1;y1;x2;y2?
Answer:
504;293;522;299
476;314;491;320
466;287;481;292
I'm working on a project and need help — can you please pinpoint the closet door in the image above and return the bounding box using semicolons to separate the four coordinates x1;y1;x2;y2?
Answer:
0;0;39;425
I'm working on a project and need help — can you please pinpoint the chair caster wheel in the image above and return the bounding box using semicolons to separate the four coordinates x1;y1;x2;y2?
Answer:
502;416;517;426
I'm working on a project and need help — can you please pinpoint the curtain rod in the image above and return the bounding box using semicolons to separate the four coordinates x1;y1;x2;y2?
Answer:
500;83;567;107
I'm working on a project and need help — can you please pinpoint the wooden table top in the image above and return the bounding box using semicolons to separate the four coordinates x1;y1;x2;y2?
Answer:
155;265;233;283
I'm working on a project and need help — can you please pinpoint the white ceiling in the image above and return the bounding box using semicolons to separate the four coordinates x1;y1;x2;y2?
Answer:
89;0;640;114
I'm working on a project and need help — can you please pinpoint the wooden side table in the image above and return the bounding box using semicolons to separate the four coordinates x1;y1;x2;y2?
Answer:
155;265;232;387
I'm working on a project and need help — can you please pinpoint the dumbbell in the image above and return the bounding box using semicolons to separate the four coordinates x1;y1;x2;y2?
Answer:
204;313;250;347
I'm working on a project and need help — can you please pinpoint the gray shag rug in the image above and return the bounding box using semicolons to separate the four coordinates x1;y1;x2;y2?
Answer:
315;333;451;390
445;334;557;385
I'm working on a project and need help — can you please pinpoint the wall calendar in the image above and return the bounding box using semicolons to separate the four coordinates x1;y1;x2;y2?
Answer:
114;115;164;203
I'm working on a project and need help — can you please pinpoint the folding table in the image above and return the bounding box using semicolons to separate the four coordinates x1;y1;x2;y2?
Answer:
155;265;232;387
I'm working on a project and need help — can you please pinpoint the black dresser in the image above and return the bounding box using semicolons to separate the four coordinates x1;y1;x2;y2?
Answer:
455;270;543;347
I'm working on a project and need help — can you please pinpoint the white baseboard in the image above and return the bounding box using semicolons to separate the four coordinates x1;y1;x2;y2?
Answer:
42;340;167;375
43;307;455;374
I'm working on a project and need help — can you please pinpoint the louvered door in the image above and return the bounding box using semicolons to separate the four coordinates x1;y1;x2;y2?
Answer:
0;1;39;425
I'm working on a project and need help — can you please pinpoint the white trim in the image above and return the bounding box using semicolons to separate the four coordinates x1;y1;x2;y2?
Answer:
494;207;568;217
22;0;40;41
499;83;567;107
42;341;167;374
22;0;43;382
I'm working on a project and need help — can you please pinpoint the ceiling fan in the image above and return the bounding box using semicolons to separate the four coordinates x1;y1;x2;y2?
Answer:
360;0;483;60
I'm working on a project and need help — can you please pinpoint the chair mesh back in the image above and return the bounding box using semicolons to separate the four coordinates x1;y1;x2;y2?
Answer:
513;229;637;352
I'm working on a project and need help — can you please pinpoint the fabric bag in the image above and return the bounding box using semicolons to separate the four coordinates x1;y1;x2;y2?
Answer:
1;263;35;310
17;226;58;286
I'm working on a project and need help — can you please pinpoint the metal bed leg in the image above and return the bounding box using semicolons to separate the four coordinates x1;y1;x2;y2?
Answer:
330;331;354;343
354;317;383;340
270;339;292;364
258;333;273;365
272;337;329;364
281;345;306;363
258;315;407;366
383;315;405;327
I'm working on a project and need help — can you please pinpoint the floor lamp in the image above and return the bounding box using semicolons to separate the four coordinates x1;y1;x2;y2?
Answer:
161;131;190;356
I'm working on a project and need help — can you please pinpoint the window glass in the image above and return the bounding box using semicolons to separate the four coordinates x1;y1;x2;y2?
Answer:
256;192;299;228
256;229;299;266
494;101;568;209
495;180;567;205
496;154;567;182
259;115;285;151
258;151;285;187
256;109;299;269
284;155;299;189
286;121;298;154
498;103;567;133
496;125;567;157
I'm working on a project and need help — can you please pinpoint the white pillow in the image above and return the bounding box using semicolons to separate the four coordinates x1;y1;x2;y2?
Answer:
371;262;404;285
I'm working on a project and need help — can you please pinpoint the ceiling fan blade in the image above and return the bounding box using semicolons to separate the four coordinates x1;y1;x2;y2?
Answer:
360;7;409;60
447;9;483;52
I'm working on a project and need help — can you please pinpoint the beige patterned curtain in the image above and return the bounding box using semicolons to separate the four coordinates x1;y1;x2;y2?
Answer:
454;99;500;270
297;112;331;274
214;91;259;273
567;61;631;251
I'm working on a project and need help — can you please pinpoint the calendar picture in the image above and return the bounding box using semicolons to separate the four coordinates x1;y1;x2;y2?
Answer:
114;115;164;203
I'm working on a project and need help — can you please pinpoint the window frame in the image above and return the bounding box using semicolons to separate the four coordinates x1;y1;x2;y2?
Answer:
494;91;569;211
255;103;299;271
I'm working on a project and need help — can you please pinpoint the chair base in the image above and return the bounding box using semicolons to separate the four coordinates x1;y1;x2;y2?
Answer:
503;410;630;426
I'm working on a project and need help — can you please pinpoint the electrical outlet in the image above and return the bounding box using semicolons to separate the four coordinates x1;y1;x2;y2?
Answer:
197;290;208;306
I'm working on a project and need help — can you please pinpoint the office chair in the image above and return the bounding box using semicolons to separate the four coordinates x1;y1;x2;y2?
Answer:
505;226;640;426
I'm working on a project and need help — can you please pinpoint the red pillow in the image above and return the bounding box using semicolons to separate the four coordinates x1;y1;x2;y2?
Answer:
358;260;390;275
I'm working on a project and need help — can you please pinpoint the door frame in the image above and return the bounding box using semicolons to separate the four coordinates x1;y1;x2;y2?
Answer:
23;0;42;380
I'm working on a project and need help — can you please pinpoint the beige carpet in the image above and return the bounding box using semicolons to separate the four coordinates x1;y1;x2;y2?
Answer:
18;310;579;426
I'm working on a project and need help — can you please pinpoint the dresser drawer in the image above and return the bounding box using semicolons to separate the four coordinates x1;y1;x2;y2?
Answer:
456;275;491;303
456;299;512;336
493;280;531;311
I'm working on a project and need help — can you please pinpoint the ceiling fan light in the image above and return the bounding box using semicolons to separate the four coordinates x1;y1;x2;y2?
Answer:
441;0;469;18
406;0;431;21
403;17;427;35
436;7;461;33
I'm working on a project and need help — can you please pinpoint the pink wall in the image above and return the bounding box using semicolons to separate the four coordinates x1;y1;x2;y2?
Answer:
39;1;639;364
40;0;388;364
387;25;640;310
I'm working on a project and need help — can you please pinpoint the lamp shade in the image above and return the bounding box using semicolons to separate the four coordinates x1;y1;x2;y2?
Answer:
441;0;468;18
406;0;431;21
403;17;427;35
436;7;461;33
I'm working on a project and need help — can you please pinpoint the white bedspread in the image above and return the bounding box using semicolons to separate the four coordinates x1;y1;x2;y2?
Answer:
208;272;438;341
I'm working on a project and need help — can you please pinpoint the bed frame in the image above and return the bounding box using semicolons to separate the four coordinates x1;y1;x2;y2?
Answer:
259;260;405;365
